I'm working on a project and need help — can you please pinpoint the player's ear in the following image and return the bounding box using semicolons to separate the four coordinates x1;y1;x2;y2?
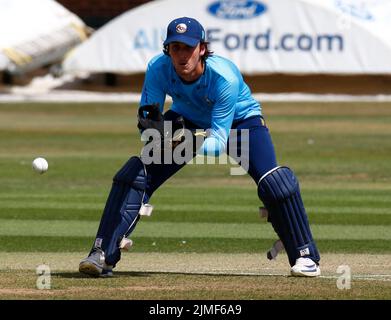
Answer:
199;43;206;57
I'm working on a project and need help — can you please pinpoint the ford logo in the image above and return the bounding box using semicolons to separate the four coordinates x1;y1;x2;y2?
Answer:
208;1;267;20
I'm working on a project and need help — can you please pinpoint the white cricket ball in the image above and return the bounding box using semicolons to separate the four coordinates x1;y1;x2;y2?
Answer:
32;157;48;174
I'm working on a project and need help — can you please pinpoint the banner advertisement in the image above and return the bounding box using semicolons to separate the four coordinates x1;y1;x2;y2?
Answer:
63;0;391;75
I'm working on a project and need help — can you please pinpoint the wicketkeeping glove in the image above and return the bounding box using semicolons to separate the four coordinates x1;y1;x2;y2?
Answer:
137;105;187;148
137;104;165;136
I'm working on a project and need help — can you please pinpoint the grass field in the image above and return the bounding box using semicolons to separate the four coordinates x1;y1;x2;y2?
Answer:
0;101;390;300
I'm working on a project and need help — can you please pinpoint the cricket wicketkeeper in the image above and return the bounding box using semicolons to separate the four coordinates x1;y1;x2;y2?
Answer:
79;17;321;277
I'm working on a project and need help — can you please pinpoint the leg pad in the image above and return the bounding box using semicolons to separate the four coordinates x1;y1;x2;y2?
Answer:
94;157;148;266
258;166;320;266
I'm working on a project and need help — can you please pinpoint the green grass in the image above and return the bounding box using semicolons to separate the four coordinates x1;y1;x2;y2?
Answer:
1;102;391;255
1;101;391;300
0;235;389;255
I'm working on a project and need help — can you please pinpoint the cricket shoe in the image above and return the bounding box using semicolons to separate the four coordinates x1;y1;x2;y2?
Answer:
290;257;321;277
79;248;113;277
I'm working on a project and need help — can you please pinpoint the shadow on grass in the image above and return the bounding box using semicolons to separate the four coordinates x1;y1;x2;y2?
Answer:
53;270;289;279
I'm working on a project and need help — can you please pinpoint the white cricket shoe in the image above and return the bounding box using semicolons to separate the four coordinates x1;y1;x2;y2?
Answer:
290;257;321;277
79;248;113;277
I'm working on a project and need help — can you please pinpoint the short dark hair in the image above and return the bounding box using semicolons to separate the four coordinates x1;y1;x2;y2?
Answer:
163;41;213;62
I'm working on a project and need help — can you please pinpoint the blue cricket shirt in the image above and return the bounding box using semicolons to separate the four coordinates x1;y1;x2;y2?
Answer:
140;53;261;156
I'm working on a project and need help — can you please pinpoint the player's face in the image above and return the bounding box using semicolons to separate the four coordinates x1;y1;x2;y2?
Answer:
169;42;206;82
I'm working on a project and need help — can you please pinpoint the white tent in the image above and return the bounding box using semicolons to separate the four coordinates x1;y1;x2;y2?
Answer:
0;0;88;74
62;0;391;75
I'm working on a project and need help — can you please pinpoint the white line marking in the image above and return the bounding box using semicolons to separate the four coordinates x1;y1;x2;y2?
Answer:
2;90;391;103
